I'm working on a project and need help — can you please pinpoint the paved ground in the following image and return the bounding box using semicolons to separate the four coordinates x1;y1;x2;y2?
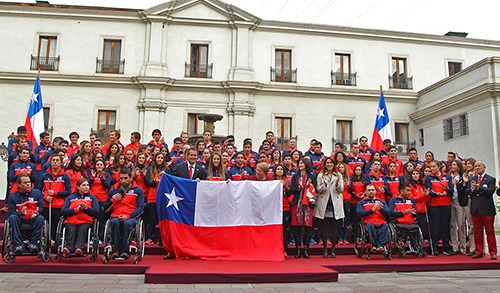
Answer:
1;269;500;293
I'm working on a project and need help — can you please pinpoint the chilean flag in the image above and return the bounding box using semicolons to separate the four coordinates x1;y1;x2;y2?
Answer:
370;92;393;151
24;76;44;149
157;174;284;261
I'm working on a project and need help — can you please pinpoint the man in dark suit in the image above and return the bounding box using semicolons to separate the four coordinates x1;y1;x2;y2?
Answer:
172;148;204;180
466;161;497;260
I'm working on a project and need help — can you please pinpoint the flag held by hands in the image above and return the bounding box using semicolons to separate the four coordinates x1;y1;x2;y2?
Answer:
24;76;44;148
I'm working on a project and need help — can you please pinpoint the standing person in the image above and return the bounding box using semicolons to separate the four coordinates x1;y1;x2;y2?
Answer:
61;178;99;256
101;130;123;155
202;130;214;152
67;131;80;157
337;162;351;245
107;152;126;187
8;147;36;196
358;136;375;162
204;153;229;181
79;140;94;170
169;137;185;162
346;141;366;177
65;155;87;194
286;157;317;259
274;164;291;257
461;157;476;256
228;152;253;181
172;148;205;180
315;157;344;258
270;148;282;169
467;161;497;259
88;159;110;242
145;153;168;245
33;132;52;179
132;153;148;194
365;160;388;201
349;165;366;242
105;142;119;168
409;169;430;242
124;132;141;157
38;155;71;241
381;145;404;176
424;160;454;256
450;159;468;255
282;137;302;159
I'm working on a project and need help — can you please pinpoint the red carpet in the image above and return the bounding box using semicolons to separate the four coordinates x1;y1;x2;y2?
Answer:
2;252;500;284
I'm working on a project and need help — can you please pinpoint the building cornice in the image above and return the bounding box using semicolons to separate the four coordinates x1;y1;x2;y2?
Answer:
410;83;495;123
1;2;500;49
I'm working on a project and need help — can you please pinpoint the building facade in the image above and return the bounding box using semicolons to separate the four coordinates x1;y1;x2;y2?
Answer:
1;0;500;196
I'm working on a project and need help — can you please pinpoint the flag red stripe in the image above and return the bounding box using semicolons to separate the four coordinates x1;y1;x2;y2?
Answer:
160;220;284;261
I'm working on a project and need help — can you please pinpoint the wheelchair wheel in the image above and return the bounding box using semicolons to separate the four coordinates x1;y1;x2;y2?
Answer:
353;223;366;258
102;219;112;264
2;220;16;263
409;227;424;254
40;221;51;262
54;217;65;260
88;220;99;263
136;219;145;261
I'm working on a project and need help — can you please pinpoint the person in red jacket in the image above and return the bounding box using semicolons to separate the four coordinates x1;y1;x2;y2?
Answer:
61;178;99;255
409;169;430;242
65;155;87;194
38;154;71;241
382;145;404;176
88;159;111;242
66;131;80;157
274;164;291;257
104;168;144;260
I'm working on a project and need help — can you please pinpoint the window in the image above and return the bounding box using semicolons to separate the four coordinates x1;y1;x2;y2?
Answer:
187;113;204;135
336;120;352;145
448;61;462;76
42;107;53;136
97;39;124;74
443;113;468;140
272;49;296;83
97;110;116;143
31;36;59;71
418;128;424;146
395;123;409;154
333;53;355;85
275;117;292;149
187;44;211;78
390;57;412;89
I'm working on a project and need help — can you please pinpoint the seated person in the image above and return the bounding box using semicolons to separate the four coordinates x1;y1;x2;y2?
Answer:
61;178;99;256
388;183;417;225
356;184;390;252
104;168;144;260
7;175;45;255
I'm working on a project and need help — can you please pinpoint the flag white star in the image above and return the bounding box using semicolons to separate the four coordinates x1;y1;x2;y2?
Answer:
30;92;39;103
165;188;183;210
376;107;385;120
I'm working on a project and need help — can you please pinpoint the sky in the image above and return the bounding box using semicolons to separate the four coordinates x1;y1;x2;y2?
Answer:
4;0;500;40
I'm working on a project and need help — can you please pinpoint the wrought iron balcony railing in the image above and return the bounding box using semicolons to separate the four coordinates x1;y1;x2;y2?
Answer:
30;55;60;71
96;58;125;74
270;67;297;83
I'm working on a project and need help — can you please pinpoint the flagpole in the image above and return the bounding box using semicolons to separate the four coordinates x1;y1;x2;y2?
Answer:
379;85;383;93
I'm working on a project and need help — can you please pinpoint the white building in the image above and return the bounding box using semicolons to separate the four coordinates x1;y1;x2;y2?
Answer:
0;0;500;197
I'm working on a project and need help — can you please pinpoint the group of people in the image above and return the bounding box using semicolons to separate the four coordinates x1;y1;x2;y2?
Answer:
3;125;498;261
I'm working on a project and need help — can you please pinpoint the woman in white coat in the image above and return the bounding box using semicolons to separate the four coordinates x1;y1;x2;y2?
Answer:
315;157;344;258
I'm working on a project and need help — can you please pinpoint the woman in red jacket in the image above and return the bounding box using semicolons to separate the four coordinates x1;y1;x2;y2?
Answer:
61;178;99;255
88;159;110;242
145;153;168;245
409;169;430;242
274;164;291;256
66;155;87;194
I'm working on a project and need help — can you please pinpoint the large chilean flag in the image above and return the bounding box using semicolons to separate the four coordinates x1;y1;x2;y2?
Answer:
24;76;44;149
370;92;393;151
157;174;284;261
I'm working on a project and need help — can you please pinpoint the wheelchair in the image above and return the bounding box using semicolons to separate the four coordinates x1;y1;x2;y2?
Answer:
389;222;427;258
353;222;395;260
101;217;145;264
52;216;99;262
2;217;50;263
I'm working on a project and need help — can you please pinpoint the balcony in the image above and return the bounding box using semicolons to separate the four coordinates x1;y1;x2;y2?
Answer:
389;74;413;89
185;62;213;78
331;71;357;86
96;58;125;74
30;55;60;71
270;67;297;83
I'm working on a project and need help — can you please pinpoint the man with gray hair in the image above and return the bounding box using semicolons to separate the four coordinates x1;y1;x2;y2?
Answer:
466;161;497;260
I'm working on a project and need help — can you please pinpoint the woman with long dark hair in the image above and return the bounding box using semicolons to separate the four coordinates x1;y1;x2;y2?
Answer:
145;153;168;245
286;157;317;259
315;157;344;258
